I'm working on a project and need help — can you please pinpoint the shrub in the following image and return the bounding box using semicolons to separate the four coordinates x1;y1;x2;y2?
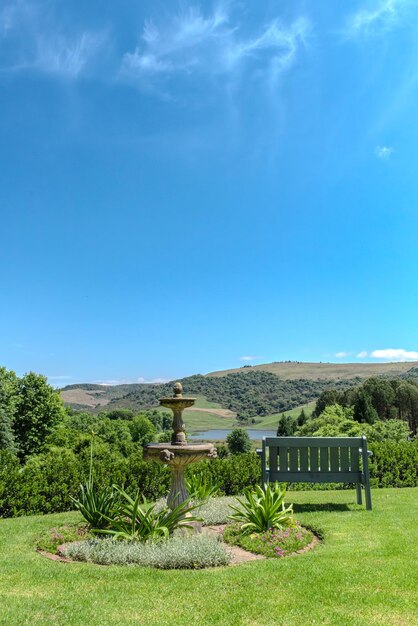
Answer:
206;453;261;495
125;450;170;499
63;535;231;568
228;483;294;533
17;447;82;514
369;439;418;488
0;450;21;516
226;428;251;454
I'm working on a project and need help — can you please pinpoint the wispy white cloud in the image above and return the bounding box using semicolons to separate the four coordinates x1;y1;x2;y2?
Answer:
0;1;106;78
121;5;311;91
346;0;415;37
357;351;368;358
94;377;169;385
370;348;418;361
240;355;261;362
375;145;394;159
335;351;351;358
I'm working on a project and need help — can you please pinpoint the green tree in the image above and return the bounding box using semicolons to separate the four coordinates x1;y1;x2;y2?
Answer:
313;390;341;417
13;372;66;459
276;414;296;436
353;389;378;424
128;415;157;446
103;409;135;420
363;378;395;420
0;367;18;452
226;428;251;454
297;408;307;427
396;382;418;436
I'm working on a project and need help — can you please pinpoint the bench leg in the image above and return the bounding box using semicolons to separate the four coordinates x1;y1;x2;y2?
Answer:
356;484;362;505
364;482;372;511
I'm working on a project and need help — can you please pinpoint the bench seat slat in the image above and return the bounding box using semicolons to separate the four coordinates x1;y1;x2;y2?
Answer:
268;471;364;483
265;437;363;447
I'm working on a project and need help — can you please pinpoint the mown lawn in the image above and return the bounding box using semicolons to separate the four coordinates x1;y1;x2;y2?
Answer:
1;488;417;626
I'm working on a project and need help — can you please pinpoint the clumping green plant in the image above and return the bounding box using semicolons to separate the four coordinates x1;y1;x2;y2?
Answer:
70;482;119;530
94;487;202;542
224;522;313;558
186;471;220;501
228;483;294;533
62;535;231;569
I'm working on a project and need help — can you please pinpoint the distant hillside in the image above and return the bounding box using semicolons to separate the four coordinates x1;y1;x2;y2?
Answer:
60;361;418;421
207;361;418;380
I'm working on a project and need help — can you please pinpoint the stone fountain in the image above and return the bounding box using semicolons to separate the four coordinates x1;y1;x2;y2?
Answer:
143;382;217;509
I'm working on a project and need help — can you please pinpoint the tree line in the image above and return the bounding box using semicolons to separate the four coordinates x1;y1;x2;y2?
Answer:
276;376;418;439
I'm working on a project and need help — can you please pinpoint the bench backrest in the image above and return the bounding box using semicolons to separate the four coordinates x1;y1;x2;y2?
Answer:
262;436;368;483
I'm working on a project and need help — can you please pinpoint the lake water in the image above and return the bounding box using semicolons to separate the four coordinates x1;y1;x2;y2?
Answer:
189;429;276;441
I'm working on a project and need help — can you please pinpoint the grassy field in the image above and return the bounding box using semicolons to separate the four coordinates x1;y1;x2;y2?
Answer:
161;397;315;433
208;360;418;380
248;401;316;430
157;395;238;431
1;488;417;625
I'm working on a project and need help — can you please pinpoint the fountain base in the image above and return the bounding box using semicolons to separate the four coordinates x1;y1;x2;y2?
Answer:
143;442;217;510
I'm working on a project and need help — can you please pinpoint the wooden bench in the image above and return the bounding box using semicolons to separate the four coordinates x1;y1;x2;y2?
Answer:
259;436;372;510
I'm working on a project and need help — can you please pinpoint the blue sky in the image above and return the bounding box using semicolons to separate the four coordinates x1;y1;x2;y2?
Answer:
1;0;418;385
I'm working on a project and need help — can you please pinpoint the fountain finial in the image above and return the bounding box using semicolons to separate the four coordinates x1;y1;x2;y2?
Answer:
173;382;183;398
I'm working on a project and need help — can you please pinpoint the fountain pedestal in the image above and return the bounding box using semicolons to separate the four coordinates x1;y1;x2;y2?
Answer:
143;382;217;510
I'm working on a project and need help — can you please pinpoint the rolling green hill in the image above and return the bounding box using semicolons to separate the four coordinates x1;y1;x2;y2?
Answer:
60;361;418;426
208;361;418;380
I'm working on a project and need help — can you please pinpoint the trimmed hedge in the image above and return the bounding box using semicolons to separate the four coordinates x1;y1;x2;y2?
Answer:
0;441;417;518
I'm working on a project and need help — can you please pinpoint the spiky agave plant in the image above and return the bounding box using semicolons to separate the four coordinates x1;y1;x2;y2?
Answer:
93;487;203;542
70;432;119;530
228;483;294;533
186;471;220;502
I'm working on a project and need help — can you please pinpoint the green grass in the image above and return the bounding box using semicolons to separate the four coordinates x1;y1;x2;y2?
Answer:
248;401;316;429
157;395;237;431
165;395;315;433
1;488;417;625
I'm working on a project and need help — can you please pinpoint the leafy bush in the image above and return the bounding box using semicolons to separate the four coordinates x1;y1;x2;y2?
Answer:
0;450;21;516
224;522;313;557
94;487;202;542
226;428;251;454
17;447;82;515
228;483;294;533
369;440;418;488
62;535;231;568
198;453;261;495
